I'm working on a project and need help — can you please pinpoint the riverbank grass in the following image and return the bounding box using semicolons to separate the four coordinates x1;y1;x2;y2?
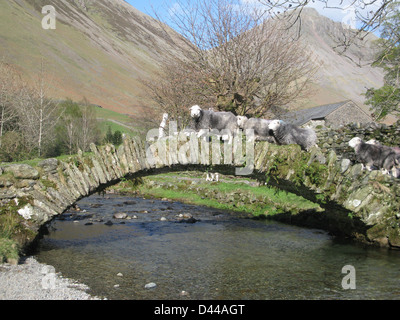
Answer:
0;208;22;264
114;172;322;217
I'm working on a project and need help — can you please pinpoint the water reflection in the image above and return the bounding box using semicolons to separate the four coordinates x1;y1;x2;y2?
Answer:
35;194;400;300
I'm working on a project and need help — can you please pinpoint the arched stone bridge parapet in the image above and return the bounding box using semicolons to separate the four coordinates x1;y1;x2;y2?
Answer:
1;134;399;249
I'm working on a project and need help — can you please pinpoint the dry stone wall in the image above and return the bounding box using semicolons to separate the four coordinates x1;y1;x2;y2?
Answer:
316;121;400;162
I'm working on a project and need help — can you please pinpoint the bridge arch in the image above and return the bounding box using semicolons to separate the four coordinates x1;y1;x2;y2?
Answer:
1;135;400;249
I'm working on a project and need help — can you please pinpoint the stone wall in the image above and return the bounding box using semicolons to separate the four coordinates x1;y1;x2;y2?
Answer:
316;121;400;162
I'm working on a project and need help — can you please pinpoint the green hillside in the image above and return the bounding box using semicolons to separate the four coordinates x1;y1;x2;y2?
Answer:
0;0;183;121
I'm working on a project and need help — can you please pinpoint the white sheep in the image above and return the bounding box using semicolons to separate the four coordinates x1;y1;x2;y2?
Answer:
189;105;238;141
268;120;317;151
236;116;276;143
349;137;399;177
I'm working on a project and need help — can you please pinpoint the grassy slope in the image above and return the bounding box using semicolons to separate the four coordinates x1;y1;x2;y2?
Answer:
0;0;162;120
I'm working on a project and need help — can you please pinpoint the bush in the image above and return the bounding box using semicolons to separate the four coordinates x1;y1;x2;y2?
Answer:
0;131;29;162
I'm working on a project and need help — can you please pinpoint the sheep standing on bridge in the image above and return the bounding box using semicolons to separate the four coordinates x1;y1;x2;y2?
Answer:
268;120;317;151
236;116;276;143
189;105;238;141
349;137;400;177
366;139;400;158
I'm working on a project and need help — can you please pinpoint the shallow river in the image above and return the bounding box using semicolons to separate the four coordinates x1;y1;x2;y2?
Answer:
34;194;400;300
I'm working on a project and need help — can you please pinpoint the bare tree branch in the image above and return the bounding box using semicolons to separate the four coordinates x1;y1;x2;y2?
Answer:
147;0;318;119
257;0;396;60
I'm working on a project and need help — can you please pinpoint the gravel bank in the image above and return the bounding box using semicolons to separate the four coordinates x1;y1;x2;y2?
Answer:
0;257;100;300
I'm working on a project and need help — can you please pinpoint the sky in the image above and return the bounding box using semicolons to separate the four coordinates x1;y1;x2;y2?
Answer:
127;0;367;25
126;0;384;34
128;0;169;17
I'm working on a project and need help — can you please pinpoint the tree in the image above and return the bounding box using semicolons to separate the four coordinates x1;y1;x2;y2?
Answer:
0;60;21;148
150;0;317;119
54;98;101;155
143;58;210;129
17;60;62;157
0;131;27;162
56;99;82;155
365;2;400;120
104;126;123;146
78;98;101;152
257;0;395;58
105;126;114;144
112;130;123;146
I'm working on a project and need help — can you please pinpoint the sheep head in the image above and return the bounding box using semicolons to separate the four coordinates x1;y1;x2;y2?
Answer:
268;119;282;131
190;105;202;119
348;137;362;149
236;116;248;128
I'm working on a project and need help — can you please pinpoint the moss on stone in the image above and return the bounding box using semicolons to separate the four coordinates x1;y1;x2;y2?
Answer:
39;179;58;191
0;196;38;262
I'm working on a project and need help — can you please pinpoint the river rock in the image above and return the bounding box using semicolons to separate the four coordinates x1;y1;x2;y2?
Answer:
123;201;137;205
178;217;199;224
145;282;157;289
104;220;113;226
90;203;103;208
113;212;127;219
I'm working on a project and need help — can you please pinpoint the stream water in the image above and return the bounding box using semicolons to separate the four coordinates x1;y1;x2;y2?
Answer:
34;194;400;300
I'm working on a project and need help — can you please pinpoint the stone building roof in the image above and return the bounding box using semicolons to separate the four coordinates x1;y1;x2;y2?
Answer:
280;101;368;126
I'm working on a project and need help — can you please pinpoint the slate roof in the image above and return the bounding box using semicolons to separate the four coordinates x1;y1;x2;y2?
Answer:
280;101;350;126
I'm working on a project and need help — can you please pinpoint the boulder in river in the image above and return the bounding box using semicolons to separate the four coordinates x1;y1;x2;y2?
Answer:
113;212;127;219
145;282;157;289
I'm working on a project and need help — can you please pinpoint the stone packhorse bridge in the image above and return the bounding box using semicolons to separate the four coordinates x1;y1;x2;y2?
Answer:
1;134;400;250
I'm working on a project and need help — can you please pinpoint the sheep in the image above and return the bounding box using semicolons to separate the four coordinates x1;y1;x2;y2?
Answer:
189;105;238;141
236;116;276;143
348;137;399;177
268;119;317;151
366;139;400;158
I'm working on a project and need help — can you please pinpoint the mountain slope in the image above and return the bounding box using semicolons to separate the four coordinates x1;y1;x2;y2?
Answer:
292;8;384;116
0;0;183;120
0;2;387;123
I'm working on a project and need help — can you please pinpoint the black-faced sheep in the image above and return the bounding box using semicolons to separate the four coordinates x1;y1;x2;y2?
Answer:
268;120;317;151
349;137;399;177
236;116;276;143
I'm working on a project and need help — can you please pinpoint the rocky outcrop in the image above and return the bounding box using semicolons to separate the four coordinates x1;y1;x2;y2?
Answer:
1;132;400;252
